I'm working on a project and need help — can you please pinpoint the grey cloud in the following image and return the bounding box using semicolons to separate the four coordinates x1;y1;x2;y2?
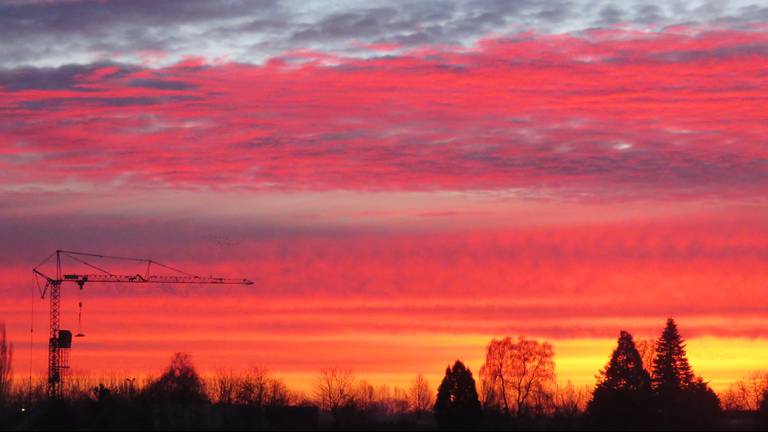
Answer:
290;7;401;42
385;31;440;46
1;0;766;69
641;42;768;63
0;211;369;267
0;63;130;91
0;65;91;91
20;95;200;110
719;4;768;23
597;4;625;24
535;4;574;23
0;0;279;37
128;78;196;91
0;0;283;67
222;17;292;34
285;0;580;50
633;4;664;23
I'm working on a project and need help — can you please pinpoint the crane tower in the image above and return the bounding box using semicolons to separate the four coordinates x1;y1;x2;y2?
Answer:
33;250;253;398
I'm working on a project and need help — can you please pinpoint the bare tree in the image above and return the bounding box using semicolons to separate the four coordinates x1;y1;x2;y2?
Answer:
236;367;271;406
408;373;433;414
721;371;768;411
211;369;238;404
387;385;410;415
349;382;410;416
553;381;589;418
354;379;376;411
480;336;556;417
265;377;292;407
634;337;656;373
480;337;513;413
0;322;12;404
210;367;292;407
143;352;206;402
479;373;501;409
312;367;355;412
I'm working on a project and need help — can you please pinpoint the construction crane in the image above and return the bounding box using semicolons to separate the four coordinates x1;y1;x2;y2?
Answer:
32;250;253;399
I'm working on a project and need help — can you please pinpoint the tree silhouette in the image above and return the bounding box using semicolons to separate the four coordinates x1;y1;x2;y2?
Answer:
721;370;768;410
553;381;589;423
680;376;721;427
480;337;512;413
651;319;720;428
0;322;11;406
312;367;356;413
408;373;433;415
354;379;376;411
759;389;768;427
652;319;693;395
434;360;482;429
634;337;656;374
587;330;654;429
143;352;206;403
479;336;555;417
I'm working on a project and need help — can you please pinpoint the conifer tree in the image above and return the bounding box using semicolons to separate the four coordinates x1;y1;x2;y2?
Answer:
587;331;653;429
651;318;693;394
651;319;721;428
434;360;482;428
598;331;651;391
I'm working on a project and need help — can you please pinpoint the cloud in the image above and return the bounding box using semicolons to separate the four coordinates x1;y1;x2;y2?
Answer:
1;27;767;201
128;78;197;91
0;0;283;67
1;0;765;68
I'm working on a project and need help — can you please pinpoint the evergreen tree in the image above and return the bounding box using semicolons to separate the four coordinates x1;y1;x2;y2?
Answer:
678;377;721;427
651;319;721;428
651;318;693;395
434;360;482;429
587;331;654;429
598;331;651;391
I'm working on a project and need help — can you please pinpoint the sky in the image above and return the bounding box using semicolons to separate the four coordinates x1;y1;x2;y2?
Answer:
1;0;768;393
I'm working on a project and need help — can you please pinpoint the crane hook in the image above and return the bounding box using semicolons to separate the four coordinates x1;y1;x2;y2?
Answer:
75;301;85;338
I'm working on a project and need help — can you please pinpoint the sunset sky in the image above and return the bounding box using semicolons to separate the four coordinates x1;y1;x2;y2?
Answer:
1;0;768;393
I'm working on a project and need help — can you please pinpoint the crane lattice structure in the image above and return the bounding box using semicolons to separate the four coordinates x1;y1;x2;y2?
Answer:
33;250;253;399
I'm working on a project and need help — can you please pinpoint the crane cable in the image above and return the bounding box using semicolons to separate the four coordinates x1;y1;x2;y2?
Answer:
28;272;35;413
61;250;195;278
63;252;115;276
76;287;85;337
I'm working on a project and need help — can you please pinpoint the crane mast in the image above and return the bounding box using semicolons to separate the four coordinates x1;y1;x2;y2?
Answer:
33;250;253;399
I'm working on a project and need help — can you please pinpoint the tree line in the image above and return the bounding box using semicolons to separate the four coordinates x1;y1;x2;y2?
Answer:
433;318;767;430
1;319;768;430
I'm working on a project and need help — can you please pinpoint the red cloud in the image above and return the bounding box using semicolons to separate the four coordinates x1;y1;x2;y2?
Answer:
1;27;767;198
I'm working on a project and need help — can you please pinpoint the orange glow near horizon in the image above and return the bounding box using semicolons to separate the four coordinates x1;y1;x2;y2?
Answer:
3;208;768;394
10;331;768;394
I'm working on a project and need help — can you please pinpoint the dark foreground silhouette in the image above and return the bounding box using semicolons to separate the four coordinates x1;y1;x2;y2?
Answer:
0;319;767;430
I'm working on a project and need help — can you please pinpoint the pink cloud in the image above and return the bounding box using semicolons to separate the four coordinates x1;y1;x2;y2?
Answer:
1;27;766;199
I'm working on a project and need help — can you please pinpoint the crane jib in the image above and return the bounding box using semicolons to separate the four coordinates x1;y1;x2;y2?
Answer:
61;274;253;284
